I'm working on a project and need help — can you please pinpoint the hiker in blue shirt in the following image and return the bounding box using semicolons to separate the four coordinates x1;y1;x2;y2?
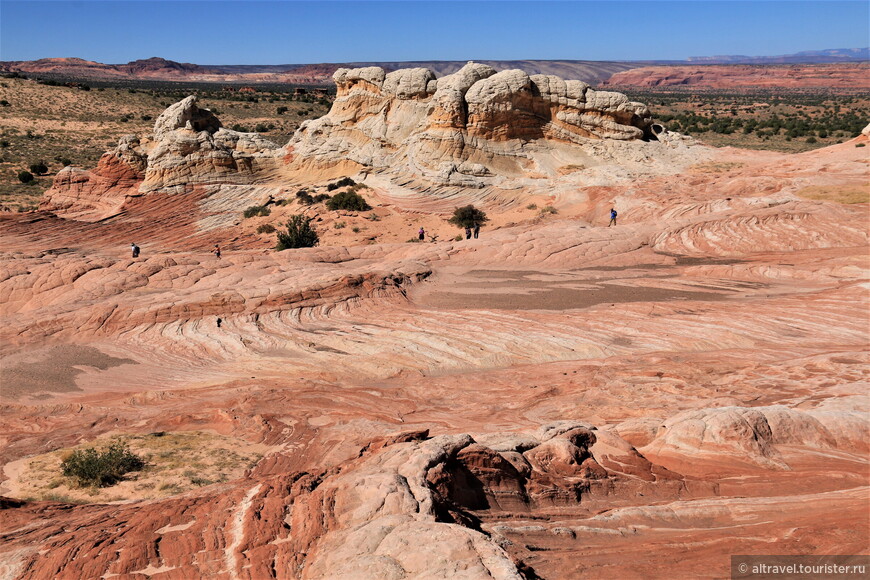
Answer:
608;208;617;227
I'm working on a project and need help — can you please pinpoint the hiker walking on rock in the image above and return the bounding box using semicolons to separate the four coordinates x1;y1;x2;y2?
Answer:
465;226;472;240
473;222;480;239
131;243;140;258
608;208;618;227
418;227;425;241
213;244;221;259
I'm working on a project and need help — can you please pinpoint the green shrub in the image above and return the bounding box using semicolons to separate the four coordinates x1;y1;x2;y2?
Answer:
539;205;558;215
326;176;356;191
256;223;276;234
61;442;144;488
17;171;34;183
277;106;288;115
29;162;48;175
351;226;360;233
296;190;314;205
856;143;866;148
806;136;817;144
58;157;72;167
313;193;331;203
326;190;371;211
526;203;538;210
334;221;346;229
243;204;271;218
448;205;488;229
276;214;319;250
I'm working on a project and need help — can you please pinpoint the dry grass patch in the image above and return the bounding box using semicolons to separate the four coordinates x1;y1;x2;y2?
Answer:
6;431;265;503
796;184;869;204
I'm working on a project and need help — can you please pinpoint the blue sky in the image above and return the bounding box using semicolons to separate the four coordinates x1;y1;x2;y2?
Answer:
1;1;867;64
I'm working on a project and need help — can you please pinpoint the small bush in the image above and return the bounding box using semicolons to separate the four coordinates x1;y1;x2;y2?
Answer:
0;100;9;107
277;106;288;115
454;234;464;241
59;157;72;167
0;140;9;148
29;161;48;175
61;442;144;488
296;190;314;205
276;214;319;250
539;205;558;215
243;204;271;218
334;221;346;229
231;123;248;132
526;203;538;210
17;171;34;183
351;226;360;233
326;176;356;191
141;115;152;121
313;193;331;203
806;137;817;144
326;190;371;211
448;205;488;229
856;143;866;148
256;223;276;234
367;214;380;221
255;123;269;133
406;237;422;243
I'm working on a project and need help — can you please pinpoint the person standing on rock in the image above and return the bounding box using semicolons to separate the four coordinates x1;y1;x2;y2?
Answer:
131;243;140;258
473;222;480;239
465;226;472;240
608;208;618;227
418;227;425;241
213;244;221;259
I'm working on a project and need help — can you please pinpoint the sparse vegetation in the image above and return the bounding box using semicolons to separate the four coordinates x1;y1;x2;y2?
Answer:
526;203;538;210
539;205;558;215
243;204;271;218
334;221;346;229
448;204;488;229
276;214;319;250
326;176;356;191
256;223;276;234
295;190;314;205
60;442;144;488
17;170;34;183
326;189;371;211
29;161;48;175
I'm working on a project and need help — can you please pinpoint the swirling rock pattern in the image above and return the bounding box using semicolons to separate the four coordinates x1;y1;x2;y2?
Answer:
1;78;869;578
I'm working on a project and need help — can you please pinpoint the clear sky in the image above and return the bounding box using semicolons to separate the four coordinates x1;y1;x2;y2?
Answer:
1;1;867;64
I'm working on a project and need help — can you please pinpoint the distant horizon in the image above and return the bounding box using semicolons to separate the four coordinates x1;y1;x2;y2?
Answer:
1;1;868;65
3;47;869;67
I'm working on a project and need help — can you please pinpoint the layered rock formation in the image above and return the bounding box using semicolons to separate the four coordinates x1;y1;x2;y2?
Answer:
42;96;283;219
603;62;870;89
288;63;657;187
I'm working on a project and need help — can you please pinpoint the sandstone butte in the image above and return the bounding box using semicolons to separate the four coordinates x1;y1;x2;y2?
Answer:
0;63;868;579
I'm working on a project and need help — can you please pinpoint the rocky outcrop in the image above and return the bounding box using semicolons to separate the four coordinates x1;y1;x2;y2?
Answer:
41;96;283;219
288;62;656;186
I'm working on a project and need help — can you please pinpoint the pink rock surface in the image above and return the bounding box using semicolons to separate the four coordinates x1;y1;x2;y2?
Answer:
0;95;868;578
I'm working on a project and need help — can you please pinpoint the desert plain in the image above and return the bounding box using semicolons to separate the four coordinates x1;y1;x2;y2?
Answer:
0;62;868;579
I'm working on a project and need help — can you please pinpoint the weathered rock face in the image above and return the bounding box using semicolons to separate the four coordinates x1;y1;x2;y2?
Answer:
41;96;283;219
288;62;655;185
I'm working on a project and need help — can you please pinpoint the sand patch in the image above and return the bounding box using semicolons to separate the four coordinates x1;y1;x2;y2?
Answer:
1;345;136;398
1;431;264;504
